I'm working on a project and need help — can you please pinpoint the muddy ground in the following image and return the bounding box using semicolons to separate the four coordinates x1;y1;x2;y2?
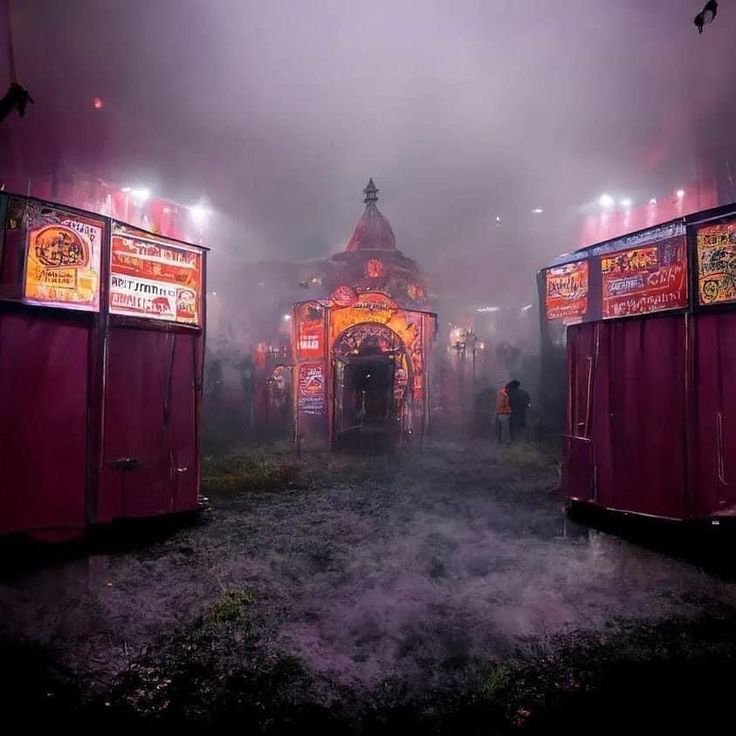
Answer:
2;440;736;732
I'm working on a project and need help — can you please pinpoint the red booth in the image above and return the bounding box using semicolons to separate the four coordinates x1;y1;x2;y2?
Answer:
541;202;736;521
0;194;207;541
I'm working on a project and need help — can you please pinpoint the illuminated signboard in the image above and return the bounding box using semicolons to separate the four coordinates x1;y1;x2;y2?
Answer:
110;230;202;325
294;301;325;360
330;285;357;307
297;363;326;416
24;213;103;311
697;220;736;305
545;261;588;322
601;237;687;318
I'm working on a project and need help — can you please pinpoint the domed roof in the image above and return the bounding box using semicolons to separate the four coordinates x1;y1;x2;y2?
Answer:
344;179;397;252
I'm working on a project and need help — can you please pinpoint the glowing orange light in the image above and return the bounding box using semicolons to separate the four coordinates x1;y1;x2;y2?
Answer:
365;258;384;278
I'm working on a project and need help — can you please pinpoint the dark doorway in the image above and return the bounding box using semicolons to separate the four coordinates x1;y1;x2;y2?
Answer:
333;353;396;451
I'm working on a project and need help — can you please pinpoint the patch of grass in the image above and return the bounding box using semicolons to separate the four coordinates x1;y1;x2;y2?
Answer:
500;443;556;472
480;663;516;701
203;589;255;624
202;450;300;495
303;455;396;490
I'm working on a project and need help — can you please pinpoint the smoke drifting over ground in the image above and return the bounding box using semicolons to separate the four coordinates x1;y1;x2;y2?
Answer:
7;1;736;309
2;441;734;723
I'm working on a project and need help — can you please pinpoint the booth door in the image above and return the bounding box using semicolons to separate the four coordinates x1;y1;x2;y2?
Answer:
167;330;201;512
693;312;736;517
333;354;397;449
332;357;353;446
562;322;596;502
592;315;687;519
99;328;199;522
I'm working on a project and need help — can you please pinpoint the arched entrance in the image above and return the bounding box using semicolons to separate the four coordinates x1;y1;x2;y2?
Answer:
331;323;411;450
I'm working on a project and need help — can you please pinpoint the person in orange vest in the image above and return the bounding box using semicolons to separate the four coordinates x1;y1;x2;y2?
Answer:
495;382;513;445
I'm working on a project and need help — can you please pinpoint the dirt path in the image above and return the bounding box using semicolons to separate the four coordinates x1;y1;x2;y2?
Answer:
2;440;736;730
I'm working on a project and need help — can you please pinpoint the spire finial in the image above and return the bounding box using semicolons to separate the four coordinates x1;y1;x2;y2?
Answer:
363;178;378;205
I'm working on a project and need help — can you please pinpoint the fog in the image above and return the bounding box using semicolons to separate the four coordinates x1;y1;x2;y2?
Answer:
5;0;736;308
5;444;734;712
5;8;736;722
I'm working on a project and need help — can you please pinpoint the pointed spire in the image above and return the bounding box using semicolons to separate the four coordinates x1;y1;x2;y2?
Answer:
343;178;396;252
363;178;378;205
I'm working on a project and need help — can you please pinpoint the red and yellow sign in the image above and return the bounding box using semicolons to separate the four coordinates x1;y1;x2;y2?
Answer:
329;292;404;342
601;238;687;318
330;285;357;308
110;231;202;324
294;301;325;360
24;215;102;310
697;221;736;305
297;363;326;416
545;261;588;322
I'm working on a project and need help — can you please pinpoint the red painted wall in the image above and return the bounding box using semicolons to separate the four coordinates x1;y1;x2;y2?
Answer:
564;310;736;521
0;313;90;537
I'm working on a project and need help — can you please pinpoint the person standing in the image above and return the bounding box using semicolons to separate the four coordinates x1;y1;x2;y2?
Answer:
495;383;513;445
507;379;531;442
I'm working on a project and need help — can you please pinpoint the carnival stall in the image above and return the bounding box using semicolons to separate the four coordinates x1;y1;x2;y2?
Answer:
0;193;207;541
540;202;736;521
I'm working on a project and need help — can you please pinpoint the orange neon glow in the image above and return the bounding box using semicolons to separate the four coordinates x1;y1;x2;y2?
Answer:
327;291;427;400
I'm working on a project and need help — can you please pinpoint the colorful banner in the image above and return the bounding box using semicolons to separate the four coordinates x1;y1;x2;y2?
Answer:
297;363;326;416
545;261;588;322
601;237;687;318
294;301;325;360
697;221;736;305
24;214;102;310
110;231;202;324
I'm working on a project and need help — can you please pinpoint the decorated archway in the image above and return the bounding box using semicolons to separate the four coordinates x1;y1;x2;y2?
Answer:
333;322;403;356
330;322;412;449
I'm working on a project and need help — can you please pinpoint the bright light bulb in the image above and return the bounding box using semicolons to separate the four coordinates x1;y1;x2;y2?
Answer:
598;194;615;209
190;203;211;224
283;314;291;321
130;187;150;202
532;207;544;214
676;189;685;199
649;198;657;205
620;198;633;208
